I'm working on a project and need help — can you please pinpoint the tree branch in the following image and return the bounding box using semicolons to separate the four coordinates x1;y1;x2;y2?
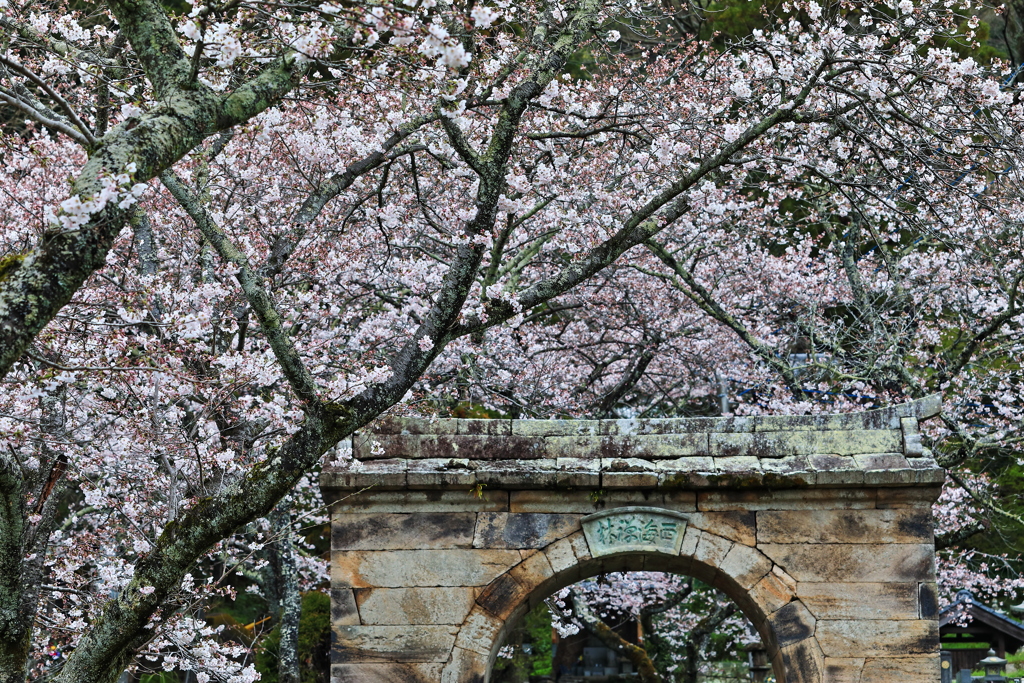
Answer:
160;170;322;407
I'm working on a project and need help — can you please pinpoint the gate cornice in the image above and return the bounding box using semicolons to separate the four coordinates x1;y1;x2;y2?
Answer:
321;394;944;496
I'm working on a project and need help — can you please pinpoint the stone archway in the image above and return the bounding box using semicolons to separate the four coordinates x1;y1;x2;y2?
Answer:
321;397;944;682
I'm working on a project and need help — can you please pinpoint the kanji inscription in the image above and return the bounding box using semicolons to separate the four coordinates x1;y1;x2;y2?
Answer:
581;506;689;557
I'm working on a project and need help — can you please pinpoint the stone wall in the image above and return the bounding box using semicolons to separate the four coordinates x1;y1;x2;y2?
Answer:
321;397;944;683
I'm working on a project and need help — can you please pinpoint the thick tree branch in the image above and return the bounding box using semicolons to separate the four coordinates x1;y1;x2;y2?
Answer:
263;115;440;277
643;239;805;397
570;590;664;683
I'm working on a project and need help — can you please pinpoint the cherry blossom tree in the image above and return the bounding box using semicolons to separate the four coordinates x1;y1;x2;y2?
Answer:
1;0;1023;681
547;574;753;683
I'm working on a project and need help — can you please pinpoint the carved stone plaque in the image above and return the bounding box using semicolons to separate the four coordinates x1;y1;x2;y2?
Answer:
581;506;688;558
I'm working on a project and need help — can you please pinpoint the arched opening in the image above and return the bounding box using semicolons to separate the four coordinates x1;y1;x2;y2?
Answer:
493;569;771;683
466;538;805;683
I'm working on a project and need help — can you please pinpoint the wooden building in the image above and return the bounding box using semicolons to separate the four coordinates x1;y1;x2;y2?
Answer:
940;590;1024;672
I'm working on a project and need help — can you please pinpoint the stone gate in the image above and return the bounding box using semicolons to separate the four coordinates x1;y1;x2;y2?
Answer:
321;397;945;682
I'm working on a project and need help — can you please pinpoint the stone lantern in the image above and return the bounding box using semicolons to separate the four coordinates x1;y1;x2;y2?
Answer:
979;648;1007;682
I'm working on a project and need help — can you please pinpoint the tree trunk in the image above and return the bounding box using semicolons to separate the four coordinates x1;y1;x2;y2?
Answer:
570;592;663;683
0;388;70;683
270;503;301;683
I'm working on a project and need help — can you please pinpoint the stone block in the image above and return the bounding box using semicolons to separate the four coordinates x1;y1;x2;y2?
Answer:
623;414;754;434
473;513;581;549
332;490;509;513
600;457;658;472
568;530;593;563
769;600;817;648
354;587;476;625
333;513;476;550
509;549;555;597
806;429;902;455
554;457;598;470
914;467;946;485
757;544;935;583
749;566;797;615
332;549;521;588
365;434;550;460
657;456;716;474
694;532;733;569
544;434;709;459
853;453;911;471
322;461;408;489
812;467;865;487
713;456;763;475
698;488;875;511
712;429;899;457
508;489;664;513
688;511;756;546
330;662;445;682
660;469;717;488
779;638;824;683
901;417;923;456
796;582;919;621
543;535;581;579
760;455;814;475
601;470;660;488
863;468;917;486
679;525;702;557
555;469;602;488
440;646;490;683
475;572;528;620
454;609;504;655
332;587;360;626
875;487;942;508
511;419;603;436
752;408;898;432
456;419;513;435
815;619;939;657
370;417;460;435
860;655;940;683
710;432;792;458
717;543;772;590
406;460;477;488
662;491;699;510
919;581;939;619
333;625;459;662
474;460;560;488
808;453;859;471
756;509;932;544
822;658;865;683
630;433;710;457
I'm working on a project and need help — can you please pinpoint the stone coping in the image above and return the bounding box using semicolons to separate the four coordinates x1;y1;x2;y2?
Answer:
363;394;940;438
320;453;945;493
321;396;944;493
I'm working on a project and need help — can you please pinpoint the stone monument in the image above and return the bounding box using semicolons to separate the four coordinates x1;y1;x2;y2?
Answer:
321;396;944;682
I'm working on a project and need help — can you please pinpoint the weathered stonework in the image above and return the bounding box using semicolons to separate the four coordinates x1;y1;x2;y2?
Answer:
322;396;944;683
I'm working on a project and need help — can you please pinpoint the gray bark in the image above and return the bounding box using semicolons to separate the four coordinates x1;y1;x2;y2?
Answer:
0;387;69;683
270;505;301;683
0;0;306;380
